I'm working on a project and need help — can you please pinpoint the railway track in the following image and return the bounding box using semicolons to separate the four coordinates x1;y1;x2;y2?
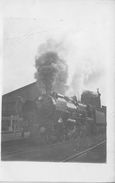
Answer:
62;140;106;162
2;138;77;159
2;139;106;162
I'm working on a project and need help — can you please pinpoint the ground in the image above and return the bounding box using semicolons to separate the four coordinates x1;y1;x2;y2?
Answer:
1;132;106;162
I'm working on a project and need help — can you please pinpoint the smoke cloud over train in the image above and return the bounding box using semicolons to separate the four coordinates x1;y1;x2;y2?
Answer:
35;39;105;99
35;40;68;94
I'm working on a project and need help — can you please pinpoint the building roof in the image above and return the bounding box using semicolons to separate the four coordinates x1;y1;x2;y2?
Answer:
3;82;37;97
2;82;41;116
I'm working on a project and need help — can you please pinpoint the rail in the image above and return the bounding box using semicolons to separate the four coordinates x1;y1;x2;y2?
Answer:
62;140;106;162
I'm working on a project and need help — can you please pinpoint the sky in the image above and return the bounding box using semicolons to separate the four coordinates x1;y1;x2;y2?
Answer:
2;0;114;105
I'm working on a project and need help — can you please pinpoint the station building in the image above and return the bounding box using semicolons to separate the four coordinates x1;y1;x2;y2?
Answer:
2;82;41;117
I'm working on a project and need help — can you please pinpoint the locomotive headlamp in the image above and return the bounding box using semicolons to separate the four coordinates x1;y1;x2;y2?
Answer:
58;117;63;123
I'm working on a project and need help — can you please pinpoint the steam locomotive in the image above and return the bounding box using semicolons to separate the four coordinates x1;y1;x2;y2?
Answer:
21;92;96;142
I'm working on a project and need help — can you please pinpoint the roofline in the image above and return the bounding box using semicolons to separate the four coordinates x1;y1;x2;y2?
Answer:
2;82;37;97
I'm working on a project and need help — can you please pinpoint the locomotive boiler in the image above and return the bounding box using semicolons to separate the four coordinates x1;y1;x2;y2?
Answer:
21;92;90;142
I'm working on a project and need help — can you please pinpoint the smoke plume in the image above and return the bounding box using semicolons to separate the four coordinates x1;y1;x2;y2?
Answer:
35;40;68;94
66;57;104;99
35;38;105;100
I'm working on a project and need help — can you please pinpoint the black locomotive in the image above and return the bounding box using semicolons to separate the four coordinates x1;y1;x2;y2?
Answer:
21;92;96;143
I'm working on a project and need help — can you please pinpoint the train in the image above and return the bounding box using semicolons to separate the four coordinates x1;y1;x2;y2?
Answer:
20;92;97;142
2;90;106;143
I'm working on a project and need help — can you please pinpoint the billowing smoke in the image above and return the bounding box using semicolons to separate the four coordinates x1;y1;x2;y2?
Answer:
66;56;104;99
35;40;68;94
64;33;105;99
35;38;105;101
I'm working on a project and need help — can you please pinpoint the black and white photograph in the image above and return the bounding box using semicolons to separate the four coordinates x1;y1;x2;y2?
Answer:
0;0;115;182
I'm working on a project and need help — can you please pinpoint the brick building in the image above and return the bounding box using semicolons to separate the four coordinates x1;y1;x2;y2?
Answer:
2;82;41;117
